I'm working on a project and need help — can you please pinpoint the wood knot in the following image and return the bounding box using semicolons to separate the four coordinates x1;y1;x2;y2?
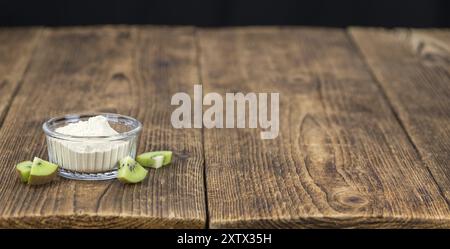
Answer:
111;72;128;81
332;189;369;211
173;151;190;160
409;33;450;65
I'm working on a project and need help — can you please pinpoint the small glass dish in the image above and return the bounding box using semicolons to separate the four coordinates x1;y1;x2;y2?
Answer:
43;113;142;180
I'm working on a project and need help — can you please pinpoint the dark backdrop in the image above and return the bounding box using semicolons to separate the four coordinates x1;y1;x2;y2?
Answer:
0;0;448;27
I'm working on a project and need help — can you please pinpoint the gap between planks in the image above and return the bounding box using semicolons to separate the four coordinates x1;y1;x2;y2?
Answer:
193;27;211;229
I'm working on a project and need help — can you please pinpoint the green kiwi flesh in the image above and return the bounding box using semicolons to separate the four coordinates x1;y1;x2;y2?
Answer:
28;157;59;185
16;161;33;183
136;151;172;169
117;156;148;183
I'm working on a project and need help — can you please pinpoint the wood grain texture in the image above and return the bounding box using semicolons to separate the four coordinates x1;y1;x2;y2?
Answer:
0;26;205;228
1;26;449;228
349;28;450;203
0;28;41;126
198;27;450;228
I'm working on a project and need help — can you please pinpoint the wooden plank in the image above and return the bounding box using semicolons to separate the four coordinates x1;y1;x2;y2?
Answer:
0;26;205;228
349;28;450;203
198;27;450;228
0;28;41;126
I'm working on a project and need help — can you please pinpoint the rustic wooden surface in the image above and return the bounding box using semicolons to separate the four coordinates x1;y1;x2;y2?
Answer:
350;28;450;204
199;28;450;228
0;27;205;228
0;26;448;228
0;28;41;126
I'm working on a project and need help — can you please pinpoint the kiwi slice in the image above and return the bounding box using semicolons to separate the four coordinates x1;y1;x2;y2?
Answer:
28;157;59;185
16;161;33;183
136;151;172;169
117;156;148;184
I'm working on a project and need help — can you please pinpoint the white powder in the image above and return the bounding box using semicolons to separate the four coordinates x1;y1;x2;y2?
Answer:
56;115;119;137
48;115;131;173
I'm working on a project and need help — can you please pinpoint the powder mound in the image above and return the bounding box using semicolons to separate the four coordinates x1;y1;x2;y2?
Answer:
56;115;119;137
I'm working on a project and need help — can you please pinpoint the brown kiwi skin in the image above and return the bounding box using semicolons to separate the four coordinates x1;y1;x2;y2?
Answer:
27;170;58;185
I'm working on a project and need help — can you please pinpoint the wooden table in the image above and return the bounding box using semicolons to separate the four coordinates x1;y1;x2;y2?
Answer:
0;26;449;228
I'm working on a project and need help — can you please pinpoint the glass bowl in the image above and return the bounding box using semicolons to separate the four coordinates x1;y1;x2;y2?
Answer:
43;113;142;180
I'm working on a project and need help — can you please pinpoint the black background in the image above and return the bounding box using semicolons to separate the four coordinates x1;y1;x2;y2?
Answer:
0;229;448;248
0;0;450;27
0;0;448;27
